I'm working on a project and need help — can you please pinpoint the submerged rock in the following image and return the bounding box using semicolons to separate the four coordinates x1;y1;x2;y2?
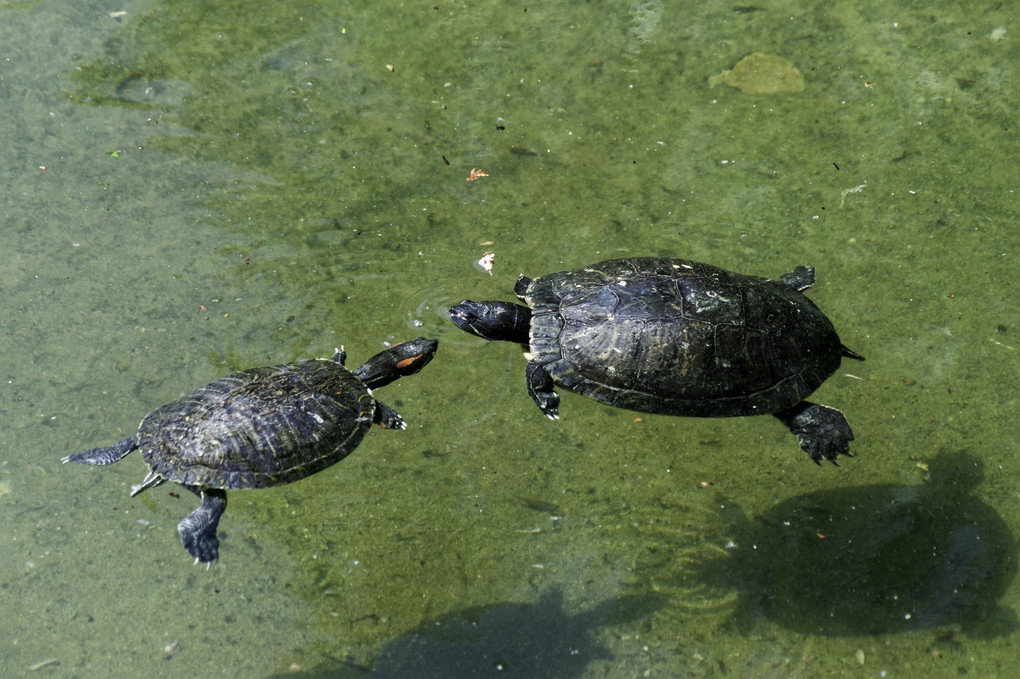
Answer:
709;53;805;93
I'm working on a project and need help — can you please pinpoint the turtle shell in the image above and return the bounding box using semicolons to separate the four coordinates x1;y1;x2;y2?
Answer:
137;358;373;490
519;257;846;417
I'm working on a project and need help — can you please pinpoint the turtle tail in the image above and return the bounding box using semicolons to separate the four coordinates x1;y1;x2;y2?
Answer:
841;345;865;361
62;436;138;466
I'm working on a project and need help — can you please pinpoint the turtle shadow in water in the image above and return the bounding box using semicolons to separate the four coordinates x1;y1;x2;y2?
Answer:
274;588;664;679
696;451;1017;637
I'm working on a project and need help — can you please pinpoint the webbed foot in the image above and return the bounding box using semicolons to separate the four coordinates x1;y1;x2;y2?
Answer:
526;360;560;420
374;401;406;430
778;266;815;291
178;488;227;564
774;402;855;464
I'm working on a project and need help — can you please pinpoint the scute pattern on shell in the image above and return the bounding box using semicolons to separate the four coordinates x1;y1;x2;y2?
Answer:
521;257;844;417
138;360;374;490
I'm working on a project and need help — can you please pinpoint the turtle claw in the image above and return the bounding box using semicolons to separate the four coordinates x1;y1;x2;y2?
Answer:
536;395;559;420
774;402;855;464
374;401;405;430
180;519;220;564
525;361;560;420
532;390;560;420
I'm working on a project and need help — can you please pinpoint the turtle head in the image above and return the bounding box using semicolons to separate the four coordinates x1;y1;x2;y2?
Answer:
355;337;439;389
449;300;531;344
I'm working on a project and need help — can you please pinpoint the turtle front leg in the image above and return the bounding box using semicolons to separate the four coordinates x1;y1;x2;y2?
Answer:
526;360;560;420
61;436;138;465
178;487;227;564
773;402;855;464
374;400;406;430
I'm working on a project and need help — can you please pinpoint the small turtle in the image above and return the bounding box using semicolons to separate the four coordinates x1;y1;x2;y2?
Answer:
63;337;438;563
450;257;863;463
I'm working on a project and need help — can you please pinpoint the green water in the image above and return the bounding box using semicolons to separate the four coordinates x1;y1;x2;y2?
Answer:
1;0;1017;676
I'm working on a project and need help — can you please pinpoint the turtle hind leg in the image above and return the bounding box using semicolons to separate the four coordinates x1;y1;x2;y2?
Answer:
526;360;560;420
773;402;854;464
778;266;815;291
178;487;227;564
62;436;138;465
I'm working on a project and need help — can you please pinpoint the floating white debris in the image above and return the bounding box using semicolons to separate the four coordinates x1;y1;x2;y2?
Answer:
477;251;495;275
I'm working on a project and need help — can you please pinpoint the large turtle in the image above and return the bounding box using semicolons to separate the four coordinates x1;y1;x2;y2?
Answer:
63;337;438;563
449;257;863;463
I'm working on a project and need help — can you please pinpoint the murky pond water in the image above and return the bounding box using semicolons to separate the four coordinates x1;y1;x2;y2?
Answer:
2;1;1017;676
